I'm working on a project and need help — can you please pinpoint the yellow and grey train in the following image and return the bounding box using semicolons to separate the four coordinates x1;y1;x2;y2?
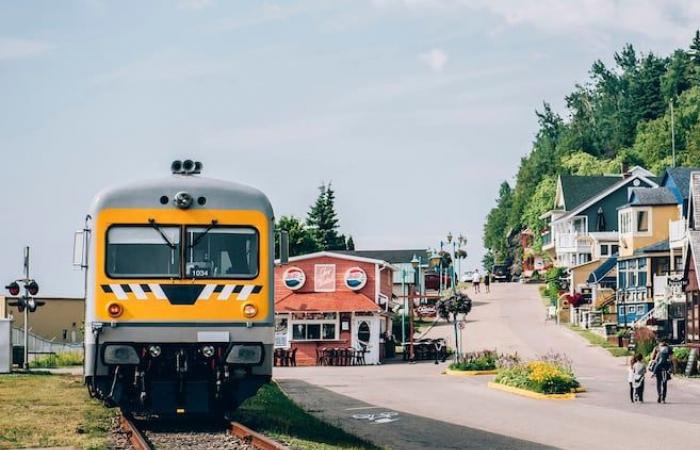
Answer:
82;160;273;416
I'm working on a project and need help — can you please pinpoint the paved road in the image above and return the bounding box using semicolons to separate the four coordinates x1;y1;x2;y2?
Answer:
275;283;700;450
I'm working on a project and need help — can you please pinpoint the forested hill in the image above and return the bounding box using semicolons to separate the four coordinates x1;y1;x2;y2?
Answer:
482;31;700;270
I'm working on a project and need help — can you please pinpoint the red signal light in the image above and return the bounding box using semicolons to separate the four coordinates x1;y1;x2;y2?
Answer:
107;303;123;318
27;281;39;296
6;282;20;296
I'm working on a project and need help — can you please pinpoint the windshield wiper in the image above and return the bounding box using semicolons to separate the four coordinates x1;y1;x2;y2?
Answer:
188;219;218;248
148;218;177;249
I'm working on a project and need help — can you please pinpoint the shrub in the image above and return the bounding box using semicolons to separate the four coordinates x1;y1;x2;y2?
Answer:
672;347;690;373
29;352;83;368
633;327;656;357
449;350;498;371
494;354;579;394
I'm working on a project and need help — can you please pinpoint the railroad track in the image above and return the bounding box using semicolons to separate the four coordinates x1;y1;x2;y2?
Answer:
118;411;289;450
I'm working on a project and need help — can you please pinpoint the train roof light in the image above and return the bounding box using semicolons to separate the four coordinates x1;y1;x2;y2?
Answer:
171;159;202;175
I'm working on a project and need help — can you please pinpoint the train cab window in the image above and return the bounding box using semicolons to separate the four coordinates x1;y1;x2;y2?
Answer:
106;226;181;278
185;227;258;279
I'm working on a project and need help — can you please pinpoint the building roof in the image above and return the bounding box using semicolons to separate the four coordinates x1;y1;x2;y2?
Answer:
662;167;700;202
279;251;398;271
275;292;382;313
634;240;670;255
559;175;621;211
686;231;700;287
627;187;678;206
338;249;431;264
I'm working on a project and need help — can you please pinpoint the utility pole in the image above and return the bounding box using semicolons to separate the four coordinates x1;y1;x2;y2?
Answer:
23;247;29;370
671;100;676;167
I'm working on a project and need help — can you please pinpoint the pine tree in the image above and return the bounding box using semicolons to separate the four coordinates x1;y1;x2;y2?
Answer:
275;216;321;257
306;183;347;251
346;235;355;251
690;30;700;65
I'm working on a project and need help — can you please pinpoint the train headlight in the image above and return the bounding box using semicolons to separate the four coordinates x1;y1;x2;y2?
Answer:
225;344;263;365
174;191;193;209
242;304;258;318
148;345;162;358
107;303;123;318
103;345;140;365
202;345;215;358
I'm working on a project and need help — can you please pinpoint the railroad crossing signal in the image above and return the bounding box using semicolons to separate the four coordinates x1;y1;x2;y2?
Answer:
6;279;44;312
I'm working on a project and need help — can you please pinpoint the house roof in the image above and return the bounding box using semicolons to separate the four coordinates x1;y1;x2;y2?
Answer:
559;175;620;211
662;167;700;202
337;249;431;265
275;291;382;313
627;187;678;206
278;251;398;271
556;172;660;223
686;231;700;288
634;240;670;255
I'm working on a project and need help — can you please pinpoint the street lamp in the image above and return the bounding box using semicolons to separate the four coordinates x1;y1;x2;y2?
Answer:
408;254;422;363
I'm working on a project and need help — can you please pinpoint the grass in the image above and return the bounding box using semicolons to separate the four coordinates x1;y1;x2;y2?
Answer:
567;325;631;357
28;352;84;368
0;373;114;450
232;382;381;450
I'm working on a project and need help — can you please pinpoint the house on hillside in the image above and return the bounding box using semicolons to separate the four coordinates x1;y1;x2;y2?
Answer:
683;172;700;349
541;167;658;269
274;252;396;365
615;186;682;335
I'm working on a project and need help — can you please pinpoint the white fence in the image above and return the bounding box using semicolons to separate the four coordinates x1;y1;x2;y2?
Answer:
12;328;83;355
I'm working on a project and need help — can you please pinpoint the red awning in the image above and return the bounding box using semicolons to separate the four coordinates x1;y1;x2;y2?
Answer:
275;292;382;313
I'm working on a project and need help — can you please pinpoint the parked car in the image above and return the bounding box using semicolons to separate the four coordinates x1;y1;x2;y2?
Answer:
492;264;511;282
461;270;474;283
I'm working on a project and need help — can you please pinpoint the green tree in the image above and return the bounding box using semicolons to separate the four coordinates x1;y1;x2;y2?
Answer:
346;235;355;251
275;215;321;257
306;183;347;251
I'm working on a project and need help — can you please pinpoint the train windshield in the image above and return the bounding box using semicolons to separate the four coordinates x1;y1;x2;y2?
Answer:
106;226;181;278
185;227;258;279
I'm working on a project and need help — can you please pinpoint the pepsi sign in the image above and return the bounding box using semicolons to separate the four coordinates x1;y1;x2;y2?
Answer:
283;267;306;290
344;267;367;291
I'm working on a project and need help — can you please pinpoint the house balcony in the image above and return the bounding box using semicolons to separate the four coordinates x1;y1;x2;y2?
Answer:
669;219;686;248
555;233;593;254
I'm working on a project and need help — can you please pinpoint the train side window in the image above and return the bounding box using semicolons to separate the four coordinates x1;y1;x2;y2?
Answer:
185;227;259;279
106;226;181;278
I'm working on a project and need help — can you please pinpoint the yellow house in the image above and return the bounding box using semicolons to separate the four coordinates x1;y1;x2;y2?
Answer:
616;187;681;328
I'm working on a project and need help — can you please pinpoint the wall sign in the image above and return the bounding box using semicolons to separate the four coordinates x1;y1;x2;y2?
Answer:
282;267;306;290
344;267;368;291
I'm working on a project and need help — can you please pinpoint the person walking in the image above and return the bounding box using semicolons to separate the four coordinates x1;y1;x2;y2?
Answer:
632;354;646;403
483;270;491;293
472;269;481;294
650;340;672;403
627;355;635;403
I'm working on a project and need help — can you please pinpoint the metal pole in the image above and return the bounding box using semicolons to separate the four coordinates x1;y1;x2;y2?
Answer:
671;101;676;167
401;270;406;344
23;246;29;370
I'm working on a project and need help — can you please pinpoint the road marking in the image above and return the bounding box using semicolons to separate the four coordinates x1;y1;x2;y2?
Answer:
345;406;384;411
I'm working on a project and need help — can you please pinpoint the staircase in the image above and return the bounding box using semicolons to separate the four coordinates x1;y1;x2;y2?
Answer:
632;308;655;328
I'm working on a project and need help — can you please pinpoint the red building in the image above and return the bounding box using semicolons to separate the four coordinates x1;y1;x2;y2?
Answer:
274;252;395;366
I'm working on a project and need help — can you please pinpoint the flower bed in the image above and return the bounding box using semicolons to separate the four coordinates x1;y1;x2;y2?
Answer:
493;353;579;395
448;350;499;371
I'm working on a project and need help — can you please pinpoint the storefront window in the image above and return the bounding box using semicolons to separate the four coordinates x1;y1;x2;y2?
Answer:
290;312;338;341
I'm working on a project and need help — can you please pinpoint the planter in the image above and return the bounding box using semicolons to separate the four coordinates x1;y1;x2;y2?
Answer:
444;368;498;377
487;382;577;400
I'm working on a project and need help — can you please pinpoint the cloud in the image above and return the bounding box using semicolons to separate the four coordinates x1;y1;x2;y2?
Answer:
419;48;448;72
93;51;224;85
0;38;50;61
373;0;700;44
177;0;213;10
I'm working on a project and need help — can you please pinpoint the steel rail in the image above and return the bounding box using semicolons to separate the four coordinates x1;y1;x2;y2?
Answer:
230;421;291;450
119;411;153;450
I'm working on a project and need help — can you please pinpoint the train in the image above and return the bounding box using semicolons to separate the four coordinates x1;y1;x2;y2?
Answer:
79;160;274;417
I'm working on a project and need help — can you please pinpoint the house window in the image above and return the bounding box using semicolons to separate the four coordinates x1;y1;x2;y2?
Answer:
611;245;619;255
572;217;587;233
637;211;649;232
314;264;336;292
600;245;609;256
290;312;339;341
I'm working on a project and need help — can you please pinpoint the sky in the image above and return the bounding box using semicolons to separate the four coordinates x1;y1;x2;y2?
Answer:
2;0;700;297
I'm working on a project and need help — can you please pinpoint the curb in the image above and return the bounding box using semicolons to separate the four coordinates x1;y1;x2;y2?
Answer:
443;369;498;377
487;382;577;400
